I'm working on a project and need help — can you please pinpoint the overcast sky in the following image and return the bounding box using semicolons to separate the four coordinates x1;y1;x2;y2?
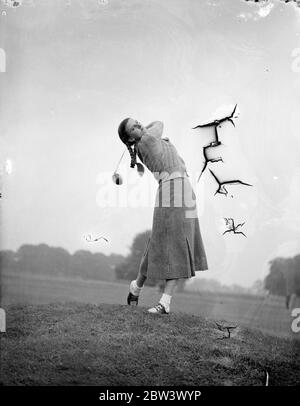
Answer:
1;0;300;287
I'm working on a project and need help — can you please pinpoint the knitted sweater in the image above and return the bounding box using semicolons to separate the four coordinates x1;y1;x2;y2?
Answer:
135;121;189;184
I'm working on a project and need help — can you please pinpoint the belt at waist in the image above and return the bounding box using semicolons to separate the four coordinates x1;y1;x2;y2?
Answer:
158;170;189;184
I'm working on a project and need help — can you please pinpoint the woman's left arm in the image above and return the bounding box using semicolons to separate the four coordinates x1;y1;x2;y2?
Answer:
145;121;164;139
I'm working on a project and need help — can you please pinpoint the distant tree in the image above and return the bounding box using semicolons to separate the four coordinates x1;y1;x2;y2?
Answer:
264;256;300;297
251;279;266;295
16;244;53;274
68;250;109;281
0;250;18;272
89;252;116;282
70;250;94;278
292;254;300;296
50;247;71;276
115;230;158;286
15;244;70;276
108;253;127;270
264;257;288;296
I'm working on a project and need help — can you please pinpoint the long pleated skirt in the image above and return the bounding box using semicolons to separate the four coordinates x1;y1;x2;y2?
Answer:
139;176;208;281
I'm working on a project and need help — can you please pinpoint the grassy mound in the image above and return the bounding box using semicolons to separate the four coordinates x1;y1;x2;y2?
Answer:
0;303;299;385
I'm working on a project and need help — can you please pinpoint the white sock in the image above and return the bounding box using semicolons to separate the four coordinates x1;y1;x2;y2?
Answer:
130;280;142;296
159;293;172;312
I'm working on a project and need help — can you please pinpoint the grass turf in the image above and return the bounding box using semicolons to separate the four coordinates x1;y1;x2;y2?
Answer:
0;302;299;386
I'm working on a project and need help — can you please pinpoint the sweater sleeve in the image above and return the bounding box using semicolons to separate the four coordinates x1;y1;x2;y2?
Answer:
145;121;164;139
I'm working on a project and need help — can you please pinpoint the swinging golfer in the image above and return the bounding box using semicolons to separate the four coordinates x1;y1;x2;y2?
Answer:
118;118;208;314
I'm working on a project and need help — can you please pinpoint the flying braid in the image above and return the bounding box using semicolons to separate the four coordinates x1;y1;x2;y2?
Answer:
126;143;137;168
118;118;141;169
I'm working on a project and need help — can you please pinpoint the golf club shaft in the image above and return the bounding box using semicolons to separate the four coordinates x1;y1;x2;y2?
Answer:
114;148;126;173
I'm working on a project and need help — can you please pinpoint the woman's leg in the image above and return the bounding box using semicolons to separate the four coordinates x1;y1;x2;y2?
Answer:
159;279;178;312
148;279;180;314
127;270;147;305
135;270;147;288
127;237;149;305
164;279;178;296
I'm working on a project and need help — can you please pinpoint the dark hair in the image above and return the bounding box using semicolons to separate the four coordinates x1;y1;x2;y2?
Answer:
118;117;137;169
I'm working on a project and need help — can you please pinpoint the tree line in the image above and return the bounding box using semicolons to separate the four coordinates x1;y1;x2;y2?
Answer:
264;255;300;297
0;244;124;282
0;231;157;285
2;235;297;297
0;231;179;289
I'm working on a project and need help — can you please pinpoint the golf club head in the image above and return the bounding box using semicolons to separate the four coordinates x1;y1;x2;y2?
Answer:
112;172;123;185
136;162;145;177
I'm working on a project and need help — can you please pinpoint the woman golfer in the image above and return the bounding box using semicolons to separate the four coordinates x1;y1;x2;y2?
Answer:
118;118;208;314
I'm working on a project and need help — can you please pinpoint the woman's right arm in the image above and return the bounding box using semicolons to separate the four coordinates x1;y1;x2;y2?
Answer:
137;126;163;165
